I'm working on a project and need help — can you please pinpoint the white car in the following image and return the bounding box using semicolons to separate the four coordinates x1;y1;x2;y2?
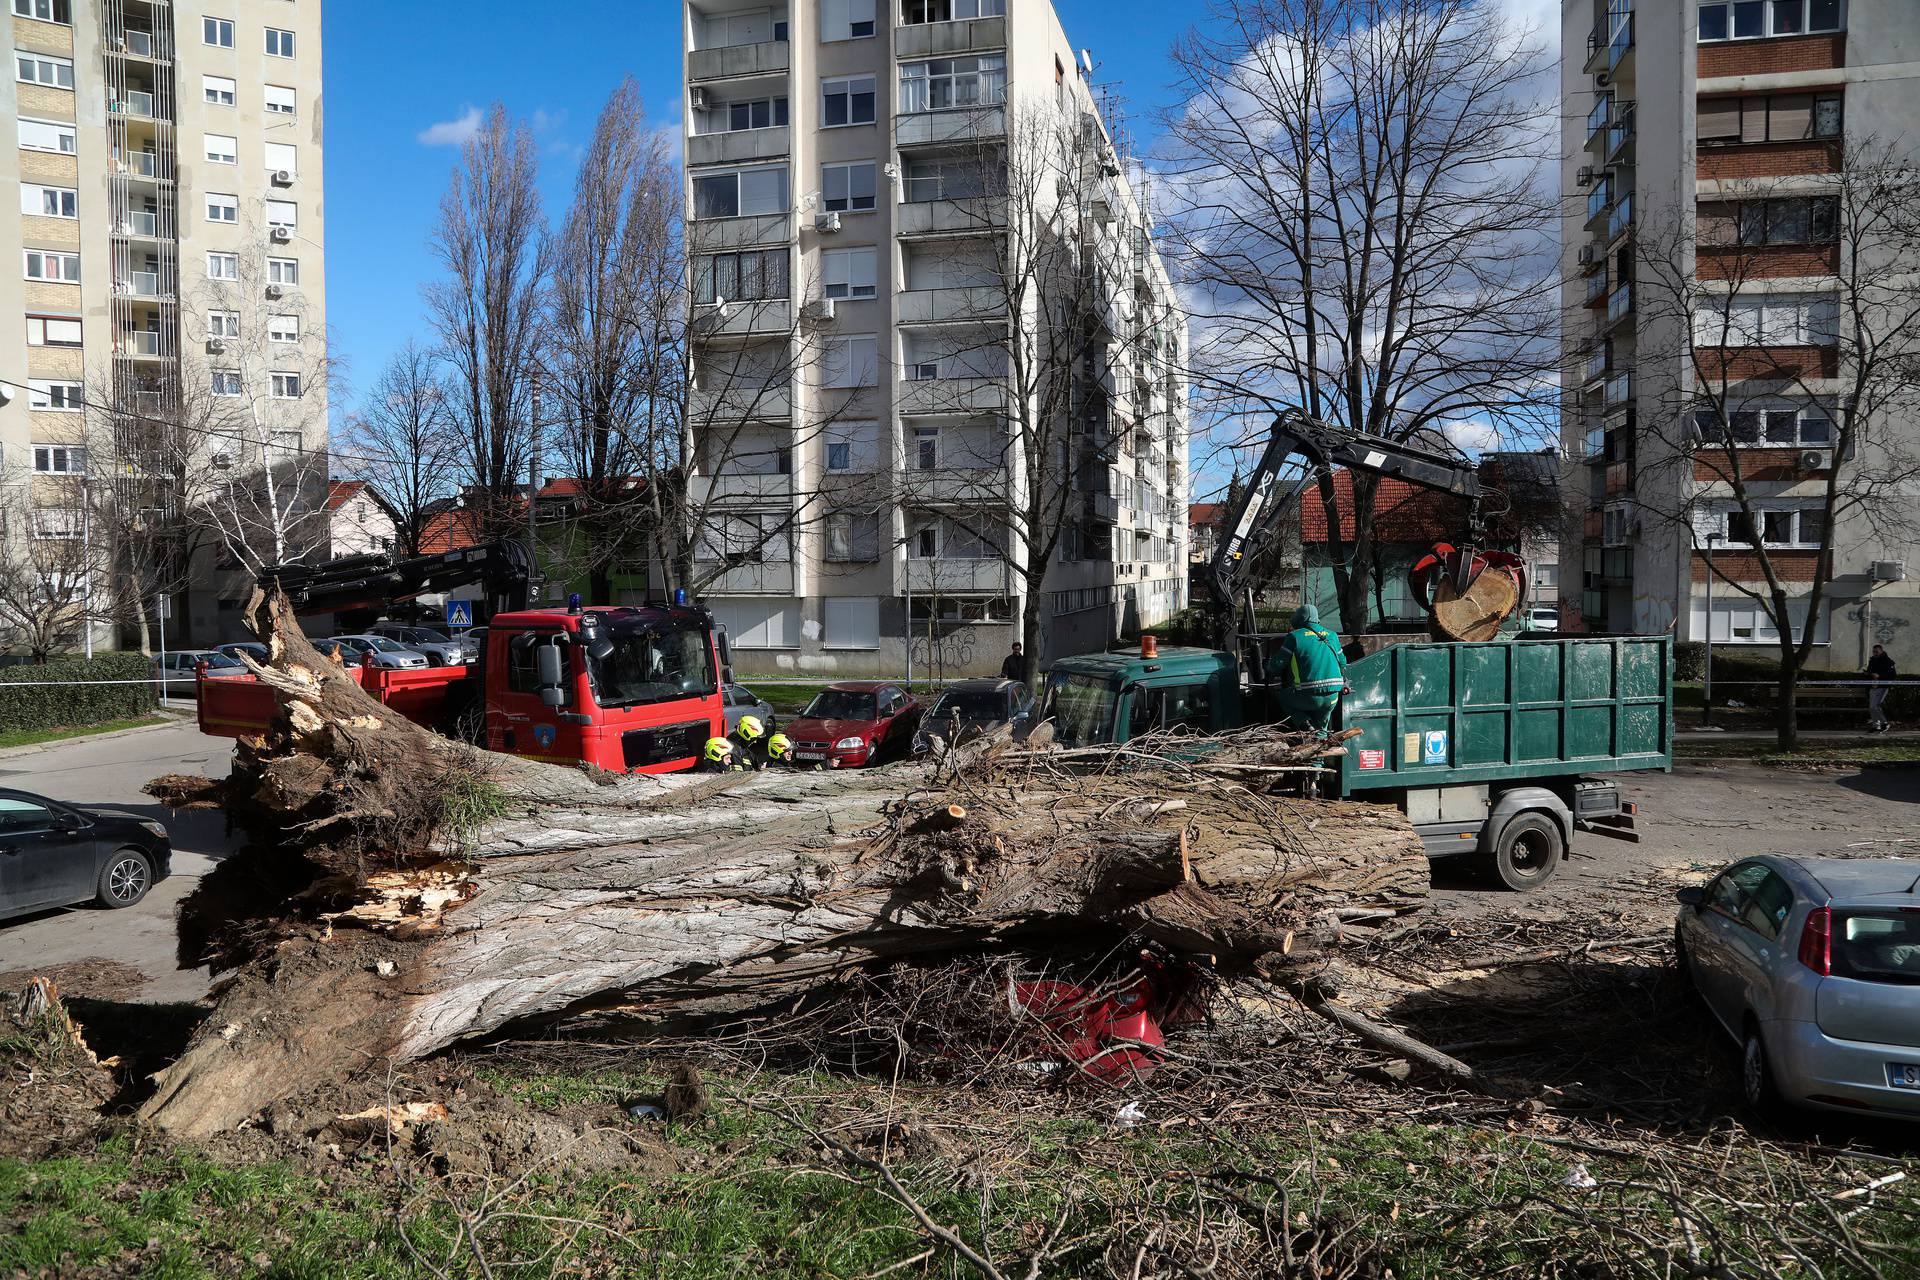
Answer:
1526;605;1560;632
153;649;247;695
320;635;430;670
366;623;469;667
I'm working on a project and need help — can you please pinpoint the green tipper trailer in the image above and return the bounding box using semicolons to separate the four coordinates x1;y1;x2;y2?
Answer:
1040;634;1673;892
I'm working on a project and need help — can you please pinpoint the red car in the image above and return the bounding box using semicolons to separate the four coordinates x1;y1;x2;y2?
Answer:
784;681;922;768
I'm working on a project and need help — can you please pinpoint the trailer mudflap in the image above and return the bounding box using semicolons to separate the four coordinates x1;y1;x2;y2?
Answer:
1577;805;1642;843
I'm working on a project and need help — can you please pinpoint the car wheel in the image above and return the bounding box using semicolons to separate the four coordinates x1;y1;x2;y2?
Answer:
1476;812;1564;892
96;849;152;910
1742;1021;1780;1112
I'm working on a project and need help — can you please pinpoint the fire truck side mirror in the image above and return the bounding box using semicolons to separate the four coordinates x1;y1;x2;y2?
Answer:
716;628;734;683
535;641;567;708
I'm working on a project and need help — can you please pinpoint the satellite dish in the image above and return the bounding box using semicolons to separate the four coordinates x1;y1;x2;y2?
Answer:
1080;49;1094;78
0;384;14;408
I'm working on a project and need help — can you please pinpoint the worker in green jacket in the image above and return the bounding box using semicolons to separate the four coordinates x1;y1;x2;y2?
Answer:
1267;604;1349;735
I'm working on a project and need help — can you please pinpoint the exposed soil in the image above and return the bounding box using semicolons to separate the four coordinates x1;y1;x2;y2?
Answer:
0;958;152;1003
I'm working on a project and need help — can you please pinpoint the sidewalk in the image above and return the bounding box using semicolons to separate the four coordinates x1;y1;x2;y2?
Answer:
0;707;191;760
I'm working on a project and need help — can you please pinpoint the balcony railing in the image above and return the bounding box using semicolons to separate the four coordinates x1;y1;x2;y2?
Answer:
118;210;158;236
1607;13;1634;72
1585;271;1609;306
118;331;163;356
1605;370;1633;408
1607;102;1635;158
1606;283;1633;327
116;271;163;297
1586;183;1611;226
1609;193;1634;241
1586;96;1610;147
116;151;160;178
1582;346;1609;384
111;90;158;119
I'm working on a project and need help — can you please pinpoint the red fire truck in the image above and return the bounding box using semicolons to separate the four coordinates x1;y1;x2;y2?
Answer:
196;542;730;775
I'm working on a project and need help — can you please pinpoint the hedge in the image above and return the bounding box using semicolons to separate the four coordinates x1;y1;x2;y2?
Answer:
0;653;157;733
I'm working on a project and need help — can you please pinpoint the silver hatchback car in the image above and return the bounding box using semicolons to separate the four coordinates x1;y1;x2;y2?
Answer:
1677;855;1920;1116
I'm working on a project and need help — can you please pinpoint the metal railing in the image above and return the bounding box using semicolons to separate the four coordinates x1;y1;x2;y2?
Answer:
116;151;160;178
118;210;158;236
1607;283;1633;327
1609;193;1635;240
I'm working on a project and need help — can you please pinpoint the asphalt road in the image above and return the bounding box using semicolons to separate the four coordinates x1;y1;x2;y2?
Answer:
0;720;235;1002
4;722;1920;1001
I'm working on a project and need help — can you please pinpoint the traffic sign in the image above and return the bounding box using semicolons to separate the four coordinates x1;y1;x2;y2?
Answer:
445;599;474;629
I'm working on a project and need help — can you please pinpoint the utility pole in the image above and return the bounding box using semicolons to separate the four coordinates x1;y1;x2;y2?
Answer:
527;372;542;605
1702;532;1721;730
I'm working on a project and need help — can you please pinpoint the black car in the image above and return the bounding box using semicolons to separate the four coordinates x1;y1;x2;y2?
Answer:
0;789;171;922
912;678;1033;754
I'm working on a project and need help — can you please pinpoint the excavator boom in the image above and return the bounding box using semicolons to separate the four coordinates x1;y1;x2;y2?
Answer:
258;540;535;624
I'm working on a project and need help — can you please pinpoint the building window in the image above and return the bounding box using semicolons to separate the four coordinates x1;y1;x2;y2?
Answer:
719;97;787;131
1714;503;1827;547
268;256;300;284
264;84;296;115
23;249;79;282
697;512;791;566
902;0;1004;21
824;514;880;563
202;16;233;46
822;161;877;212
205;133;238;164
13;0;72;22
268;314;298;343
903;157;1000;202
26;314;81;346
206;192;239;223
1697;196;1839;246
207;252;239;280
702;6;790;49
1693;293;1838;346
266;199;297;229
1693;404;1834;446
913;426;939;469
1697;91;1843;144
15;50;73;88
265;27;294;57
823;596;880;645
18;117;74;153
271;372;301;399
1699;0;1843;42
269;429;300;459
823;421;880;473
694;248;789;303
203;74;236;105
33;443;83;473
821;75;876;127
899;54;1007;113
27;380;81;411
692;165;789;219
209;310;240;339
265;141;297;176
820;0;876;41
20;183;76;218
823;335;878;388
823;247;877;300
30;508;82;539
211;371;242;396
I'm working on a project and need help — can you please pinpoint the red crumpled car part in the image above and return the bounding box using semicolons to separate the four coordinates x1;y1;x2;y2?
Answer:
1008;970;1169;1084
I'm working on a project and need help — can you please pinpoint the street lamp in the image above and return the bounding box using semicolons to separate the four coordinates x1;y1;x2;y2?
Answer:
1702;531;1722;728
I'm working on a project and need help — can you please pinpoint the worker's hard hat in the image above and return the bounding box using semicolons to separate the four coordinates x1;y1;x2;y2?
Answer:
737;714;765;741
704;736;734;763
766;732;792;760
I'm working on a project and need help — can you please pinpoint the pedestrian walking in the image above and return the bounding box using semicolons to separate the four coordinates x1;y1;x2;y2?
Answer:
1000;642;1025;682
1867;644;1897;733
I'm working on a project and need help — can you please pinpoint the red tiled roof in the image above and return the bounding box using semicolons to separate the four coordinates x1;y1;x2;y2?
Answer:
1188;502;1224;527
325;479;367;513
1298;471;1472;545
418;508;488;555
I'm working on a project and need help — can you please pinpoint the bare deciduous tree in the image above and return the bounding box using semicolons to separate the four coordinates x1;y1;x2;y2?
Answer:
1162;0;1559;631
0;469;112;660
342;340;459;558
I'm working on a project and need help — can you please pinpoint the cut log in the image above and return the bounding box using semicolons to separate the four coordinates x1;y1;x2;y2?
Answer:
135;588;1431;1138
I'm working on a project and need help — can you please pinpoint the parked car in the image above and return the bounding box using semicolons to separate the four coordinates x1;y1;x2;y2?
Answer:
319;635;431;670
367;623;469;667
216;641;269;667
1676;855;1920;1116
784;682;922;768
912;679;1032;755
456;627;488;661
723;682;776;736
1526;605;1560;632
153;649;247;696
0;787;171;921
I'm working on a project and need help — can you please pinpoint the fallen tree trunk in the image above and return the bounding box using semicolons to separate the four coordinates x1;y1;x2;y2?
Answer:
138;589;1429;1138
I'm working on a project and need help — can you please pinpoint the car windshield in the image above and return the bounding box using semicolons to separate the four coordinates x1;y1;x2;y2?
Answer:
1045;674;1117;747
410;629;450;643
1834;911;1920;985
804;690;877;721
587;623;718;708
366;637;411;653
204;653;243;669
930;689;1005;721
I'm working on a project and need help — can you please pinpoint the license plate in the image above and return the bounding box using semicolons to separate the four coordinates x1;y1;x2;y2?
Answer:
795;751;825;762
1888;1063;1920;1089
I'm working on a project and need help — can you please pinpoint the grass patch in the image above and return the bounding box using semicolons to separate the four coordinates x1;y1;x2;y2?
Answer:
1676;739;1920;766
0;714;172;751
437;772;513;848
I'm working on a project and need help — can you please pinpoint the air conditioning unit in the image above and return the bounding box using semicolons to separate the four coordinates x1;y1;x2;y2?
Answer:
264;284;284;300
802;297;836;322
270;169;293;187
1595;72;1610;87
815;211;842;234
206;337;228;354
690;87;709;111
1873;560;1907;582
1576;166;1596;188
1799;449;1832;470
212;451;233;470
1578;245;1598;267
908;362;939;381
270;226;292;243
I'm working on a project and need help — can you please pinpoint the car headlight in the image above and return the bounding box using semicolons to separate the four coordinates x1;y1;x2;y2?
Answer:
139;820;167;839
835;736;866;750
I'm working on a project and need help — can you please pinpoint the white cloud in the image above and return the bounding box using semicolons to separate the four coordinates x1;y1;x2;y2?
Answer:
1443;420;1503;454
417;106;483;148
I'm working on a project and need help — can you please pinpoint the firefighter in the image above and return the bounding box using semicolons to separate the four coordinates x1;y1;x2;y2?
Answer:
765;732;794;766
1266;603;1348;735
732;714;769;769
701;736;738;772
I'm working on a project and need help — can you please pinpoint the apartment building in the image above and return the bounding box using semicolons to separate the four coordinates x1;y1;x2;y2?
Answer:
1560;1;1920;667
0;0;325;650
681;0;1188;678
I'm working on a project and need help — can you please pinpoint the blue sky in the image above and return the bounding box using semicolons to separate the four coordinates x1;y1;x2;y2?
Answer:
320;0;1198;422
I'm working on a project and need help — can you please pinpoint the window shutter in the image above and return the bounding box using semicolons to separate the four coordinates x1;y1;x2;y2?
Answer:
1740;97;1767;144
1696;202;1736;246
1697;97;1740;141
1769;93;1813;141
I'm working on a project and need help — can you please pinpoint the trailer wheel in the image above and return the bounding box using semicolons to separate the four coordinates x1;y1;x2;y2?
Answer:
1478;811;1564;892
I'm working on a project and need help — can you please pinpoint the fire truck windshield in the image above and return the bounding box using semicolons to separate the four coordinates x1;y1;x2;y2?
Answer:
587;622;717;708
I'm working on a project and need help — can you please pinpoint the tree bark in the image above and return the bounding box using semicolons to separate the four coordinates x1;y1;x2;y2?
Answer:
137;589;1429;1139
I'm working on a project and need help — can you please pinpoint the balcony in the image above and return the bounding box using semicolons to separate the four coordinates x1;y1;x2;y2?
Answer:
110;90;159;120
1584;271;1609;307
895;16;1005;58
690;299;791;338
1606;283;1632;329
1585;97;1610;152
692;559;794;594
116;331;165;358
114;28;168;60
1585;182;1611;231
895;466;1006;506
116;210;160;238
894;286;1006;325
1608;193;1634;242
896;196;1007;237
1584;10;1633;78
1086;491;1119;522
116;271;167;299
1607;102;1636;162
1604;370;1633;409
688;472;794;505
896;375;1007;416
687;126;790;168
688;212;792;254
114;150;163;180
896;106;1005;149
687;39;789;84
688;383;793;424
1604;462;1633;497
906;557;1008;594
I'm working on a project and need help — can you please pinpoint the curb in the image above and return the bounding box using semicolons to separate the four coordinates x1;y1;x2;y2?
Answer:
0;713;194;761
